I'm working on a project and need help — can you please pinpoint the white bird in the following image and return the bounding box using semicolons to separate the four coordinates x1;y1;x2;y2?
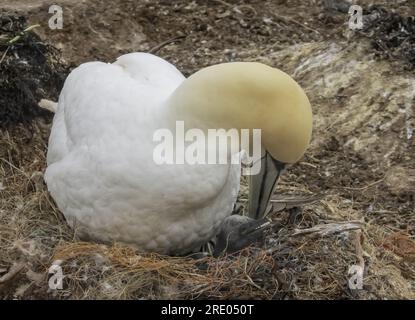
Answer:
45;53;312;255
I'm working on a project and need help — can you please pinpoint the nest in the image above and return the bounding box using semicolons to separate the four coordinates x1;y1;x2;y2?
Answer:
1;125;414;299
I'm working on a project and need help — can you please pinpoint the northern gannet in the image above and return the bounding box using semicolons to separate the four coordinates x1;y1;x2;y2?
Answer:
45;53;312;255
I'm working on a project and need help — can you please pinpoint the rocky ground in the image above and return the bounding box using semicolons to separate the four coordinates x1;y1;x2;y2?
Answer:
0;0;414;299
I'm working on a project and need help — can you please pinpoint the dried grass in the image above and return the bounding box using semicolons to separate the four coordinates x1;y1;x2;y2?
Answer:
1;123;414;299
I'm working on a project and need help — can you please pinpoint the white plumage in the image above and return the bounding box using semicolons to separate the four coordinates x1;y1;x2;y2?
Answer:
46;53;313;255
45;53;241;255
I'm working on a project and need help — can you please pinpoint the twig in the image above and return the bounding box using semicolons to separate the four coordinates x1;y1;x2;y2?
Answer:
233;5;257;16
0;24;41;66
0;158;30;178
354;230;365;270
340;178;384;191
0;46;10;65
270;13;321;36
211;0;233;8
211;0;256;16
299;161;318;169
291;220;364;238
148;35;186;54
270;193;323;212
8;24;40;45
0;262;25;284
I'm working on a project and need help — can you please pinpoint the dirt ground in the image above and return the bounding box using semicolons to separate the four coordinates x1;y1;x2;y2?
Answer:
0;0;414;299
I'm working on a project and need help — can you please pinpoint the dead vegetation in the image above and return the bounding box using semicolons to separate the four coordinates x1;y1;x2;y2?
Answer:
360;5;415;70
1;0;415;299
1;137;413;299
0;15;66;128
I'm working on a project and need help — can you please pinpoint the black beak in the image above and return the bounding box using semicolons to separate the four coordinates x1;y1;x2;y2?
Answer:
248;151;285;219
